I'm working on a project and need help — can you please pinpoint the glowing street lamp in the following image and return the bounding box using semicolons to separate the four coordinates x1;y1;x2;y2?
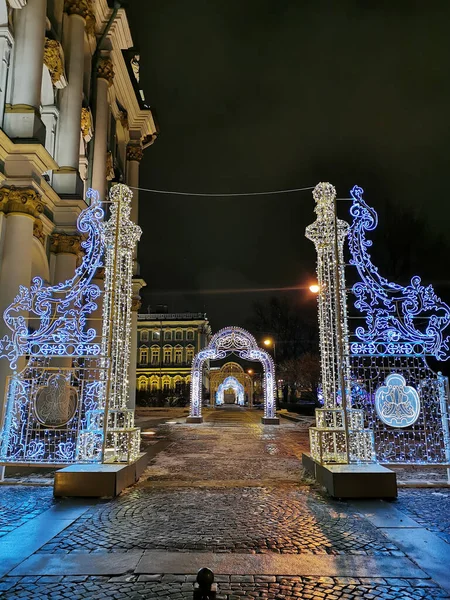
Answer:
263;338;273;347
309;283;320;294
247;369;254;375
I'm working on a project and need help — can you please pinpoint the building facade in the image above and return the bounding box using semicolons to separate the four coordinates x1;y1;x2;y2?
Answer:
0;0;157;413
209;362;254;407
136;312;212;397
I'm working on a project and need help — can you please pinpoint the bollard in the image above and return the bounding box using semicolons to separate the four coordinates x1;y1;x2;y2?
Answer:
193;567;217;599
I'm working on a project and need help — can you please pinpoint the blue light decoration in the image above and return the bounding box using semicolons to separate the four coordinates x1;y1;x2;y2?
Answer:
348;185;450;360
189;326;276;421
216;376;245;406
0;190;106;464
348;185;450;465
374;374;420;428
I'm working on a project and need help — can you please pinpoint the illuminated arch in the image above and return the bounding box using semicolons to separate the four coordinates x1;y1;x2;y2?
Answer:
188;326;278;424
216;376;245;406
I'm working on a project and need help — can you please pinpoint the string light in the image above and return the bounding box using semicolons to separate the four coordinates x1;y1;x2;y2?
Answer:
189;327;276;420
306;182;375;464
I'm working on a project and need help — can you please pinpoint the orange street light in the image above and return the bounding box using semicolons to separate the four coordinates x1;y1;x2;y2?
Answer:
309;284;320;294
263;338;273;347
247;369;254;375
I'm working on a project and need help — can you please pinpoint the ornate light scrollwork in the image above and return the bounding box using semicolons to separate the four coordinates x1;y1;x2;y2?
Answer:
348;185;450;360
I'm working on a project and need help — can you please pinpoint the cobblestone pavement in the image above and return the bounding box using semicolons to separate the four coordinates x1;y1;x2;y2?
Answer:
0;485;55;538
1;575;449;599
0;409;449;599
396;488;450;544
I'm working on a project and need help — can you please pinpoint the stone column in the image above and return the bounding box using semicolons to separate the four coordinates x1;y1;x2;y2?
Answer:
52;0;92;197
3;0;47;142
91;57;114;201
126;143;143;275
50;232;82;284
0;188;44;415
0;28;13;128
129;278;146;408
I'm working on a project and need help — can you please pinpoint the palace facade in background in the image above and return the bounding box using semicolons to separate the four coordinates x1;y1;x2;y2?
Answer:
136;310;212;398
0;0;157;410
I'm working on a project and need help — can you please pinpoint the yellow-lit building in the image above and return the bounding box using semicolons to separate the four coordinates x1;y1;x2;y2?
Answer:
136;311;211;397
209;362;254;406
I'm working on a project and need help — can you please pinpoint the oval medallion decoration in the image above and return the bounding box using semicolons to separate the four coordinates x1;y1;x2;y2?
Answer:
375;373;420;428
35;373;78;427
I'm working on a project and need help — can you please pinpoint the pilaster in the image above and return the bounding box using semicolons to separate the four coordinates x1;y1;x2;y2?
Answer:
92;56;114;200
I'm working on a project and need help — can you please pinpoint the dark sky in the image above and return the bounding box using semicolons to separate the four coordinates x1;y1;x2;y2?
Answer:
126;1;450;332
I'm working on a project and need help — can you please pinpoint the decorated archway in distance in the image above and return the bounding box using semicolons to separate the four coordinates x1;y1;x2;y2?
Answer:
187;326;278;424
216;376;245;406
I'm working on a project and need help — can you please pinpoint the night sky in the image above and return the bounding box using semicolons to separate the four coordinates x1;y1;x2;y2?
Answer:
126;1;450;332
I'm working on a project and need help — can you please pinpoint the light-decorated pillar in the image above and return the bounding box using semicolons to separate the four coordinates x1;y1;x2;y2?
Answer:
92;57;114;201
3;0;47;142
52;0;92;197
305;182;374;464
129;278;146;408
126;143;143;274
0;187;44;414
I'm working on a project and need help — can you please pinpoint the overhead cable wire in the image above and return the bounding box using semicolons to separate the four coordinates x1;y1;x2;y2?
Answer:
127;185;316;197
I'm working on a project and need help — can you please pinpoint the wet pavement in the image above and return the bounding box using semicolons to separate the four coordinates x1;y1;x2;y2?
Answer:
0;406;449;599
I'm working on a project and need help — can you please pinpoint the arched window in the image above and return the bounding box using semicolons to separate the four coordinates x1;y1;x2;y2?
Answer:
175;329;183;341
162;376;171;391
140;330;149;342
138;377;148;392
174;345;183;364
152;330;161;341
139;347;149;364
163;346;172;364
185;376;191;385
151;346;160;364
186;329;195;340
186;345;195;364
150;377;159;392
164;330;172;341
174;376;183;394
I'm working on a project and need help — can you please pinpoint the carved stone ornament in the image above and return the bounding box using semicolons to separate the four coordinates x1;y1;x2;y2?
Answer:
64;0;92;20
106;151;115;181
50;233;83;256
132;295;142;312
118;109;128;129
43;38;68;89
97;57;114;86
81;107;93;141
33;219;45;246
126;144;144;162
0;187;44;218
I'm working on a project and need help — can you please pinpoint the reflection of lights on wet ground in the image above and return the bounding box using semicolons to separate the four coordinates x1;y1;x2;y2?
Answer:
165;421;177;424
141;431;156;436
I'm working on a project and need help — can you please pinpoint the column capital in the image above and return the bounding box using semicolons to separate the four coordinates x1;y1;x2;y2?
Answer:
49;233;83;256
43;38;68;89
131;296;142;312
126;143;144;162
97;57;114;86
81;106;93;141
0;187;44;218
64;0;92;20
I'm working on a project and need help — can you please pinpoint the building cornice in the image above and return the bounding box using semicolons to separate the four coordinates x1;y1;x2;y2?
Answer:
0;129;58;174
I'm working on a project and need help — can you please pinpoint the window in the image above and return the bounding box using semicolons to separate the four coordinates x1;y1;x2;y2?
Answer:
175;330;183;341
174;347;182;364
186;330;195;340
150;378;158;392
174;378;183;394
141;330;149;342
163;347;172;364
139;347;149;364
162;377;170;391
151;347;160;364
164;330;172;341
152;330;161;341
186;346;194;364
138;377;147;392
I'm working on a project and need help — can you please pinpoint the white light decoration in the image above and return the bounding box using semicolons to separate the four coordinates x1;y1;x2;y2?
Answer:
0;190;105;464
0;185;142;465
77;184;142;463
305;183;375;464
216;376;245;406
189;326;276;421
348;185;450;465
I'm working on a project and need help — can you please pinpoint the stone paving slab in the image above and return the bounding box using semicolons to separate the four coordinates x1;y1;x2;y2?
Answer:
135;550;427;577
0;501;93;578
10;552;144;576
352;499;420;528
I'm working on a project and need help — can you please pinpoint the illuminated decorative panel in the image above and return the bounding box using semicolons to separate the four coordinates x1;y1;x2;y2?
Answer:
216;376;245;406
374;374;420;428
